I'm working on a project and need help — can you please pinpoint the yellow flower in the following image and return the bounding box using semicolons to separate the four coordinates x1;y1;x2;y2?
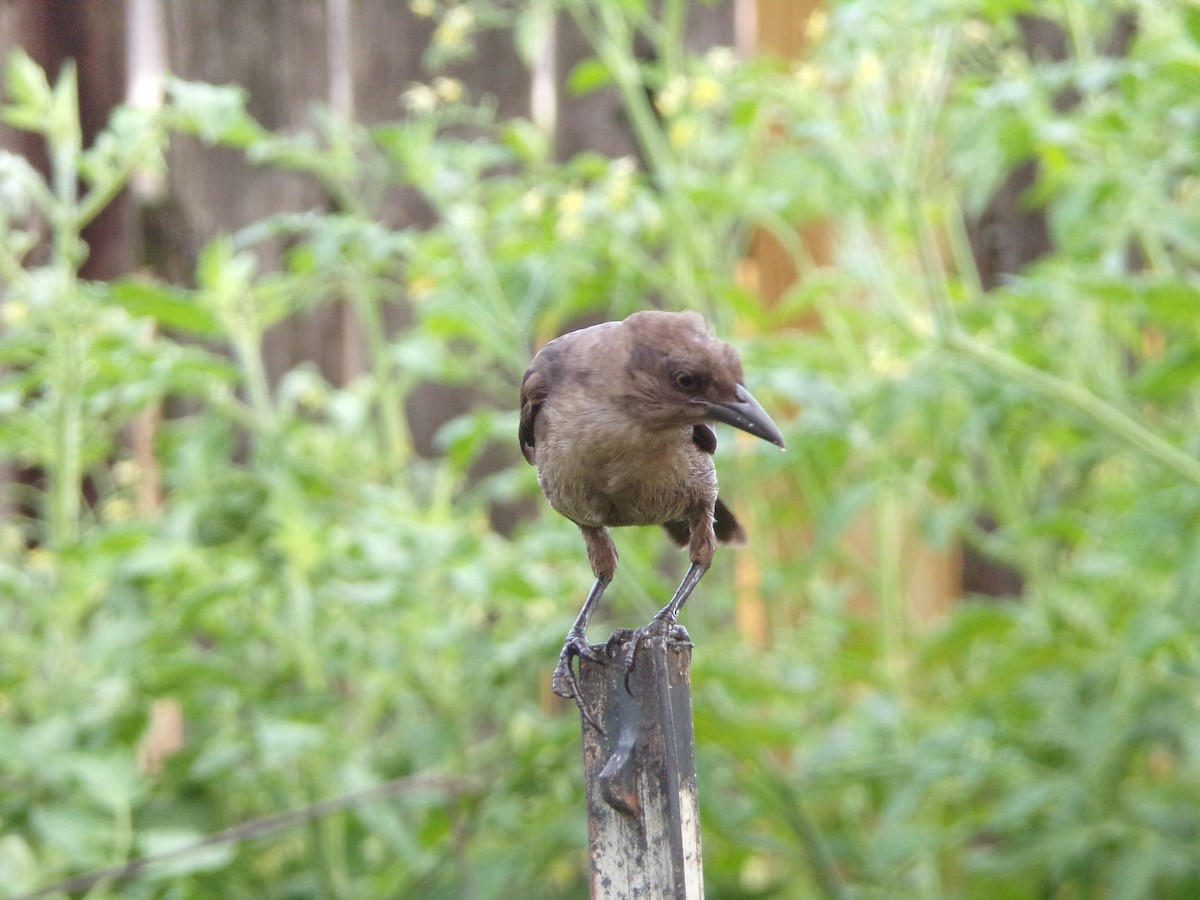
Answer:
867;339;910;378
557;189;586;216
102;498;135;523
435;5;474;48
520;189;546;217
297;383;326;413
433;77;464;104
794;63;824;92
805;10;828;44
910;56;944;95
409;274;439;301
853;51;883;90
689;77;723;110
740;855;774;893
962;19;990;45
0;524;23;558
655;75;688;117
523;189;547;217
556;215;584;241
556;190;586;240
27;548;55;572
999;49;1026;78
668;119;697;150
704;47;738;75
605;157;637;209
403;84;439;113
1;300;29;327
113;460;141;487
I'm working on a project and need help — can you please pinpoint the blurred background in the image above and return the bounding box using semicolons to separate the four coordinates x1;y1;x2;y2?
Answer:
2;0;1200;897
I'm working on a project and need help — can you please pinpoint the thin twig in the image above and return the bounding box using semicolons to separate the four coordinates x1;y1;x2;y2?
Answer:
13;774;475;899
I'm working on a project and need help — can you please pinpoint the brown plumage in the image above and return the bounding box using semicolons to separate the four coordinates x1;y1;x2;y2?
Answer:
519;310;785;718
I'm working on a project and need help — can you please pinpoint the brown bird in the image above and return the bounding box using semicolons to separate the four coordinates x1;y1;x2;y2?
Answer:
518;310;785;717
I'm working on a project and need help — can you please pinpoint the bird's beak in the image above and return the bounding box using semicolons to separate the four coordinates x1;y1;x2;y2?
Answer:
703;385;786;449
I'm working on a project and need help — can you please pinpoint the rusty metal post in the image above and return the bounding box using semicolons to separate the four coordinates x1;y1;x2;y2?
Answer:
577;633;703;899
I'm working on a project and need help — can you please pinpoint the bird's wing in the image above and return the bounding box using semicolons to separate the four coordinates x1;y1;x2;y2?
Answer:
518;367;546;465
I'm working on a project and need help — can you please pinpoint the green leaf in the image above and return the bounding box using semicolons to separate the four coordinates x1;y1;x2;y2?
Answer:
568;57;613;96
502;119;549;167
513;6;552;68
1184;6;1200;46
108;278;223;338
62;753;139;813
0;835;37;896
47;60;81;152
1109;842;1163;900
109;279;223;338
0;150;51;218
3;49;51;118
814;480;874;554
137;829;237;879
165;78;265;147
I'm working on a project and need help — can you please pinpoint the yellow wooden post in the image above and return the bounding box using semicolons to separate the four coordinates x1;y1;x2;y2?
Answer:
742;0;962;631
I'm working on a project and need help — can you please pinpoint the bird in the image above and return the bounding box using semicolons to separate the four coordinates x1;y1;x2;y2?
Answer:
518;310;785;721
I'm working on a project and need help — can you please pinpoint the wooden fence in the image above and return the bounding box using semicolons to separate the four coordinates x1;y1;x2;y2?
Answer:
0;0;1050;651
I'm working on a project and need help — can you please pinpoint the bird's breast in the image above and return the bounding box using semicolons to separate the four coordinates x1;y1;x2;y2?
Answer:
535;404;716;528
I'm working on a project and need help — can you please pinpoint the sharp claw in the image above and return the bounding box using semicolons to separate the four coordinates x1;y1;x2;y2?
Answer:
667;624;692;646
604;628;634;658
617;617;694;696
550;658;577;699
579;644;607;664
553;633;604;699
552;632;605;733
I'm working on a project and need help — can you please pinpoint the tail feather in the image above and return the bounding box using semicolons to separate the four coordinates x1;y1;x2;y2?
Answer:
713;497;747;545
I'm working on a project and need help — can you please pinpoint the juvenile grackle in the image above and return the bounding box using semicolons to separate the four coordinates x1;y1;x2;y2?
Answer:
519;310;785;718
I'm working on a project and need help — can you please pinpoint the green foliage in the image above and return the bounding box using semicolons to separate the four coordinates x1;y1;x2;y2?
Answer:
3;0;1200;896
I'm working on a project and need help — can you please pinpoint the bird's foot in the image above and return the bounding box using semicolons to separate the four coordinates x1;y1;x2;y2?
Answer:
551;630;606;698
607;616;693;696
552;630;606;732
605;620;692;655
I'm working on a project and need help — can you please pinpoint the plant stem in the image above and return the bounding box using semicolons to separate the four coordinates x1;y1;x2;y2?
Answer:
885;177;1200;490
876;485;908;697
347;280;411;474
47;72;84;549
943;329;1200;488
231;320;276;430
75;122;165;230
573;1;710;307
764;762;851;900
659;0;687;81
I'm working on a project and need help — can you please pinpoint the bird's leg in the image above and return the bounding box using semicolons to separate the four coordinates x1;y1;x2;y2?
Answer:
615;512;715;692
608;562;708;695
653;506;716;635
551;575;611;701
650;561;710;635
552;526;617;731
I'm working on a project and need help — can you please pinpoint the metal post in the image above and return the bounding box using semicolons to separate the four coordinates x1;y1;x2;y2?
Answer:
577;633;703;899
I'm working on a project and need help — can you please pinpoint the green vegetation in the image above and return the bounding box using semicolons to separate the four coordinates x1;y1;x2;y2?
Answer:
3;0;1200;896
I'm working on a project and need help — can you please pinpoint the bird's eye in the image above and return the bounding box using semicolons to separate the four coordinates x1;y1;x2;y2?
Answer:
672;370;700;391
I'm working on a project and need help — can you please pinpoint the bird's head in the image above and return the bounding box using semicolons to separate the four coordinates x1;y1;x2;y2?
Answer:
619;310;786;448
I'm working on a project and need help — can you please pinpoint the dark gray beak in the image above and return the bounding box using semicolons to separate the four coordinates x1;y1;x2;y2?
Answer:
703;385;786;449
